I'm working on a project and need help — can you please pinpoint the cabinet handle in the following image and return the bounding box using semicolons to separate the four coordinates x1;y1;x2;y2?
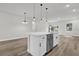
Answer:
56;37;58;39
39;43;41;47
42;37;45;39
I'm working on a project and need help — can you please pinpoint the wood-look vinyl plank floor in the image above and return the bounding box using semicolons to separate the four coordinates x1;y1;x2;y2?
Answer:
0;36;79;56
47;36;79;56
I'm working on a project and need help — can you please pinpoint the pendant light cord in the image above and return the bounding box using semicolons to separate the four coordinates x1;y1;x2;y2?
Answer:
33;3;35;19
46;8;48;22
24;12;26;22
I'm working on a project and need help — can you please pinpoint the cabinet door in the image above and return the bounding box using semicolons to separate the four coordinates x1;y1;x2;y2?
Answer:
29;35;40;56
53;34;59;47
39;35;46;56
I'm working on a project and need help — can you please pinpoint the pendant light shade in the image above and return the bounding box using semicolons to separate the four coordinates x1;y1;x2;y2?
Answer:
22;20;28;24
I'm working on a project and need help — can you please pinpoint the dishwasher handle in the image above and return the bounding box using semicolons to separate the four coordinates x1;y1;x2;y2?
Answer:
39;43;41;47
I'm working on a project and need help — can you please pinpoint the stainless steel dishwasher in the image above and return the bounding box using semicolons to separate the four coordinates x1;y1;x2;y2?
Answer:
46;34;53;52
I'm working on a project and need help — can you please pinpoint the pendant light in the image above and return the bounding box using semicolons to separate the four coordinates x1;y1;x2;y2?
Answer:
32;3;36;24
33;3;36;21
45;8;48;22
40;4;43;21
22;12;28;24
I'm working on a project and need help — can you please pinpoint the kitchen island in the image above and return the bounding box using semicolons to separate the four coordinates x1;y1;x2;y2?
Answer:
27;32;59;56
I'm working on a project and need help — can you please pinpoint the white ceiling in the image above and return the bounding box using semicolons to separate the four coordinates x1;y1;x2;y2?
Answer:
0;3;79;21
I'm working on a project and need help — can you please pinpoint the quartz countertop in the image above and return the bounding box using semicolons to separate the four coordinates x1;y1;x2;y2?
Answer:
27;32;58;35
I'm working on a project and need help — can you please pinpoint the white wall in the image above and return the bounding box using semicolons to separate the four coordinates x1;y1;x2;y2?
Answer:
49;18;79;36
0;11;49;40
0;12;32;40
1;10;79;40
35;22;48;32
32;18;79;36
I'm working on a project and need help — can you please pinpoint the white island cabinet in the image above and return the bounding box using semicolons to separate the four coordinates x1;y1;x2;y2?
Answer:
53;33;59;47
27;32;59;56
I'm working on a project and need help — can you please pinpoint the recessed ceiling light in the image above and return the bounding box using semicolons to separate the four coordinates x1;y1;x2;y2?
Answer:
72;9;76;12
65;4;70;8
